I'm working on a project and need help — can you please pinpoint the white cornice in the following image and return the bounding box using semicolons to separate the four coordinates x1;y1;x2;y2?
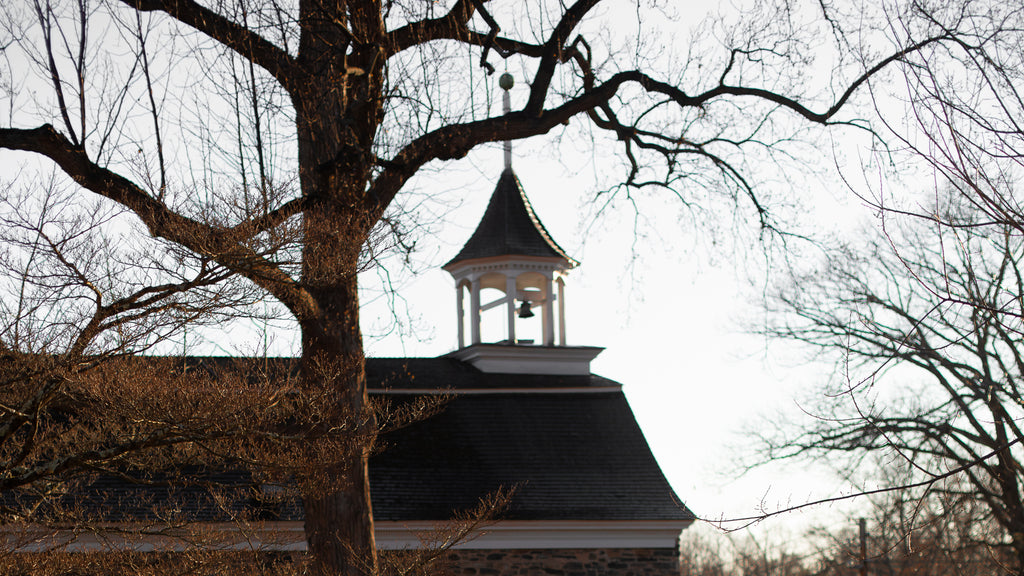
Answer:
370;385;622;395
444;255;570;276
448;344;604;375
5;520;692;552
376;519;692;550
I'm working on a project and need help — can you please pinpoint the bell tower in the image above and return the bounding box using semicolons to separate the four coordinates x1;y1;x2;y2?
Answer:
444;169;574;349
443;74;602;375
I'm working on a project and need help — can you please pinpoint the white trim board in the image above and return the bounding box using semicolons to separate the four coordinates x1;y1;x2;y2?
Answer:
3;520;692;552
376;519;691;549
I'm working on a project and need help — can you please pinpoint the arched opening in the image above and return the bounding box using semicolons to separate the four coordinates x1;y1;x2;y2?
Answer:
513;271;547;345
479;273;508;344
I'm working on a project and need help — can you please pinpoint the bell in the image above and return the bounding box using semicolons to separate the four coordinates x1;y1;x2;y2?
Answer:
517;301;535;319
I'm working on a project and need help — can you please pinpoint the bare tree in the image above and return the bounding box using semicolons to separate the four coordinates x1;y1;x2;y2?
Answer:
750;2;1024;571
761;200;1024;572
0;0;985;573
768;484;1013;576
820;483;1014;576
679;521;816;576
863;1;1024;235
681;476;1012;576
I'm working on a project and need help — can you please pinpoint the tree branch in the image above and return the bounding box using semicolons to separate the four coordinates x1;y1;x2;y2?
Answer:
525;0;601;114
0;125;316;321
385;0;475;56
118;0;300;92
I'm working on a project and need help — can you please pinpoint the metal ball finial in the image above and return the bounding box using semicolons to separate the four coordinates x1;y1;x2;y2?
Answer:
498;72;514;91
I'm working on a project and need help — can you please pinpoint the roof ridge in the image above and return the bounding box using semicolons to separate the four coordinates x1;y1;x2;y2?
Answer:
508;170;579;267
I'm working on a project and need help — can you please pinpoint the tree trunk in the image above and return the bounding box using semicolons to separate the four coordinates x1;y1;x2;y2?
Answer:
294;106;378;570
291;2;388;573
294;98;379;576
298;240;377;576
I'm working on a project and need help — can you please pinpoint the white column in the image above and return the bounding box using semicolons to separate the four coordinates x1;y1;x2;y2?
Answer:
506;274;517;344
557;277;566;346
456;281;465;349
470;277;481;345
542;273;555;346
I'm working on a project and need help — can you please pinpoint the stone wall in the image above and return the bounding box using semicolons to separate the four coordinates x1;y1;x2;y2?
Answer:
438;548;679;576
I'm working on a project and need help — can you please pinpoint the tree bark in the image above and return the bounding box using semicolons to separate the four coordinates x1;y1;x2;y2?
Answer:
298;224;376;576
289;1;385;571
294;137;378;576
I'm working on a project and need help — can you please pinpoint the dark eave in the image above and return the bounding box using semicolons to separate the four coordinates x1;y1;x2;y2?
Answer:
445;169;578;269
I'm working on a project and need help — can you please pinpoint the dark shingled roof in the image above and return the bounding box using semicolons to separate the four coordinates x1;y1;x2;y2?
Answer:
445;169;577;268
371;390;693;522
16;357;692;525
367;357;692;522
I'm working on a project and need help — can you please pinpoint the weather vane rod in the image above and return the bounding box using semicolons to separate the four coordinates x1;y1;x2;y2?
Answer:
499;72;514;171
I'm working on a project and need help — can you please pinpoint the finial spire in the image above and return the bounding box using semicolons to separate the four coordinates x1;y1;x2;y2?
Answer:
499;72;514;171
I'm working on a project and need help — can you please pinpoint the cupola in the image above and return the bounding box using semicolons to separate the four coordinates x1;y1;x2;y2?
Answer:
444;74;602;375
